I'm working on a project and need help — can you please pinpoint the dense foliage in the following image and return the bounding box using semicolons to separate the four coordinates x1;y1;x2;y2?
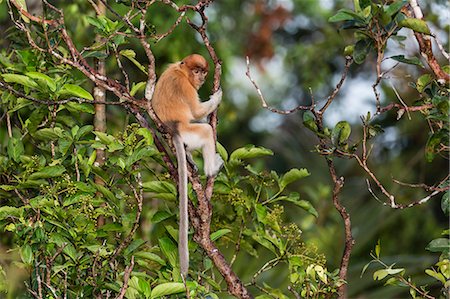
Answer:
0;0;448;298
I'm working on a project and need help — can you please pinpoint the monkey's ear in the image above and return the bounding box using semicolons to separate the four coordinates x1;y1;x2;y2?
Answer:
180;61;184;65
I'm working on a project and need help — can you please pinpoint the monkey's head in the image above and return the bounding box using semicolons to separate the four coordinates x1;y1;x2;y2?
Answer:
181;54;209;90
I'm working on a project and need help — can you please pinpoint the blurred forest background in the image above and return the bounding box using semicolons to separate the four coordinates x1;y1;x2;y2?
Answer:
0;0;448;298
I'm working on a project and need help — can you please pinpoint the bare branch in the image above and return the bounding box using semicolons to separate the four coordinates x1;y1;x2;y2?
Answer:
115;256;135;299
245;56;314;114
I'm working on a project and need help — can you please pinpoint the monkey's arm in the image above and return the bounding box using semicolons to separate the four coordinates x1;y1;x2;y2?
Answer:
190;89;222;120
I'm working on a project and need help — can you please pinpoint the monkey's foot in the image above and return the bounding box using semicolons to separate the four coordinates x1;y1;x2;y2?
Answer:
212;153;224;176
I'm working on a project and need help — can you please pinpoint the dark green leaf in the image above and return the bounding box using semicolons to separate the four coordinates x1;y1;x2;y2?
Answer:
384;0;407;17
158;237;178;268
7;137;24;162
329;8;364;23
353;39;372;64
124;239;146;256
389;55;424;67
425;130;447;162
29;165;66;180
426;238;450;253
151;211;173;223
441;192;449;216
33;128;65;140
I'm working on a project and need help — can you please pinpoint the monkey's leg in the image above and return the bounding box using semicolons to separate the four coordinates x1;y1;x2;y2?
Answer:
180;123;223;177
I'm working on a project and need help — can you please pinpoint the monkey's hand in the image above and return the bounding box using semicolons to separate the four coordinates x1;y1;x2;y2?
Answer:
210;88;222;108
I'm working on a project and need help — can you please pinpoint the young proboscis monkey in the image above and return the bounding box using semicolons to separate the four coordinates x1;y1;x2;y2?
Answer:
152;54;223;278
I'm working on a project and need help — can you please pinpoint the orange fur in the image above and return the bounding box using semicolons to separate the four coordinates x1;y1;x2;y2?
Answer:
151;54;223;278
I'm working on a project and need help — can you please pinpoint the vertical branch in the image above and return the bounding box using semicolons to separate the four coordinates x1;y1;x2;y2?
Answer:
93;0;107;227
326;159;354;298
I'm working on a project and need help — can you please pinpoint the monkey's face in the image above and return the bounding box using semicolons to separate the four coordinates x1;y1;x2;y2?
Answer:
191;68;208;89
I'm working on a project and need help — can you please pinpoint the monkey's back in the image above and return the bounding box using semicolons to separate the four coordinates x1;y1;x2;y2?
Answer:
152;64;198;130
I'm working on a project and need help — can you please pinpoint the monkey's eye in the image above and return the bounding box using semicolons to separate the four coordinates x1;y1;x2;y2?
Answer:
193;69;200;75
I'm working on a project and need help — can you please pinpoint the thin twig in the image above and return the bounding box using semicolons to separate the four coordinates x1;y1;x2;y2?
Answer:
245;56;313;114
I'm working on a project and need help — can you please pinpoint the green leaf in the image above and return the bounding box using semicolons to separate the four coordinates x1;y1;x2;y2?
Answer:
426;238;450;253
126;148;157;167
29;165;66;180
425;269;446;283
362;5;371;18
373;269;389;280
398;18;431;35
65;102;95;114
158;237;178;267
216;142;228;162
82;51;109;59
33;127;65;140
425;130;448;162
130;81;147;96
120;50;148;75
279;168;310;191
7;137;24;162
385;267;404;275
136;128;154;145
302;111;318;132
230;145;273;162
0;206;24;220
93;131;116;145
389;55;424;68
61;84;93;100
353;39;372;64
26;72;56;92
2;73;38;89
283;193;318;217
416;74;432;93
137;277;151;298
384;0;407;17
142;181;176;197
15;0;30;23
124;239;146;257
75;125;94;140
94;184;116;202
441;192;449;216
329;8;364;23
134;252;166;266
151;282;185;298
255;204;268;225
211;229;231;241
151;211;173;223
63;244;78;262
375;240;381;258
332;121;352;145
20;244;33;265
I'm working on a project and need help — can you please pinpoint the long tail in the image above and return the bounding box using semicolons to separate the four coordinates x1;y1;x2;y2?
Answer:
173;134;189;277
